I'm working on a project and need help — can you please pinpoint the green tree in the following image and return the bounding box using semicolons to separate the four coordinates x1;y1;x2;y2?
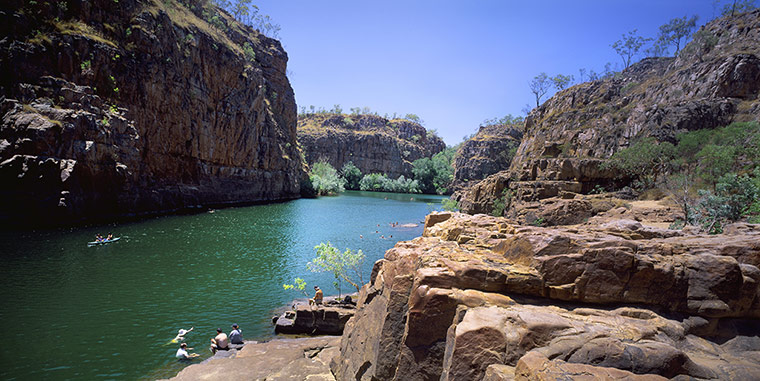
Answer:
602;137;675;190
412;148;455;194
404;113;424;125
283;278;309;297
551;74;575;91
611;29;650;69
695;144;737;189
308;243;365;298
529;72;552;107
340;161;362;190
309;161;345;196
682;29;718;62
657;15;698;55
231;0;252;21
720;0;758;16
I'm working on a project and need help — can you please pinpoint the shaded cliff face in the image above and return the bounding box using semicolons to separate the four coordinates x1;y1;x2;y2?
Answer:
331;212;760;380
456;10;760;214
297;113;446;179
0;0;302;226
451;123;522;191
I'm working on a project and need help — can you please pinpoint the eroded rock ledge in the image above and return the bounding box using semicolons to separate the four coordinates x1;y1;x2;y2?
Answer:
331;212;760;380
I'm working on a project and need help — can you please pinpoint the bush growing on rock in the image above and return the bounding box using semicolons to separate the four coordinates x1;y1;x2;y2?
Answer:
602;137;675;190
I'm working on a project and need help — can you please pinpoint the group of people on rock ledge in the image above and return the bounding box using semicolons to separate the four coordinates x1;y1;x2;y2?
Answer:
174;324;244;360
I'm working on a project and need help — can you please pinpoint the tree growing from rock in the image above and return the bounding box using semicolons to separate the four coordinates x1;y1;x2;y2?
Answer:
719;0;758;16
611;29;650;69
529;72;552;107
308;243;365;299
657;15;699;55
551;74;575;91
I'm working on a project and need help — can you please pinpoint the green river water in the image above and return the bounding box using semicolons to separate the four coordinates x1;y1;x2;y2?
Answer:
0;191;445;380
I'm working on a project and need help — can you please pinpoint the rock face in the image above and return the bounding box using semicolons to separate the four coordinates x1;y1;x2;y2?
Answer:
451;123;522;191
330;212;760;380
0;0;303;226
455;10;760;214
298;113;446;179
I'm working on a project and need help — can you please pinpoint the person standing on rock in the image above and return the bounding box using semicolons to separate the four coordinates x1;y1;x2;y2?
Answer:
309;286;323;306
229;323;243;345
209;328;229;354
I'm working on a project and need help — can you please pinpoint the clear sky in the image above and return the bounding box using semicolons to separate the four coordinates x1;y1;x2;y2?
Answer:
252;0;722;145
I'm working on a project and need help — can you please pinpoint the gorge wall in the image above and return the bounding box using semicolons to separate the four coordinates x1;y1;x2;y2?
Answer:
451;123;522;192
456;10;760;215
331;212;760;380
298;113;446;179
0;0;303;226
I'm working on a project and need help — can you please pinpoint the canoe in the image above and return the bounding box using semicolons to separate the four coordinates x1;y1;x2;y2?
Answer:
88;237;121;246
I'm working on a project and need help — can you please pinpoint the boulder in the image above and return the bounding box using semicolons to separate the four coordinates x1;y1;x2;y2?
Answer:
274;300;356;335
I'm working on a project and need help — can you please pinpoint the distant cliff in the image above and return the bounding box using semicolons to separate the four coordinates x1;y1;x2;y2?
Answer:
297;113;446;179
0;0;303;226
451;123;522;191
456;10;760;214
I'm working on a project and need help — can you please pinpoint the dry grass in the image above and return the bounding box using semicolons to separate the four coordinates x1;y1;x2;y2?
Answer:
54;19;117;48
146;0;243;56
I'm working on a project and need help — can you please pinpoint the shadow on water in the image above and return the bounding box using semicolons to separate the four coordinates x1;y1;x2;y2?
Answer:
0;191;444;380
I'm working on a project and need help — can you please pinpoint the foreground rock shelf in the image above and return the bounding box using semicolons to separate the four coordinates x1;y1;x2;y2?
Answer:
168;336;339;380
331;212;760;380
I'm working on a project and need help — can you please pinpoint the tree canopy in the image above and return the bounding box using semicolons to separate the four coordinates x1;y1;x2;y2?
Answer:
611;29;650;69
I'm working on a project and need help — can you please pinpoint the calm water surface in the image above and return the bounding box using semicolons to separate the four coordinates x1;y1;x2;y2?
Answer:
0;191;444;380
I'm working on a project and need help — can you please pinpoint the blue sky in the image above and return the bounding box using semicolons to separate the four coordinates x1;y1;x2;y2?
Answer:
253;0;721;145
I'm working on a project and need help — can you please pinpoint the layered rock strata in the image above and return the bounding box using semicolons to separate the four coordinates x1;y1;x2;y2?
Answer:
297;113;446;179
331;212;760;380
456;10;760;214
0;0;302;225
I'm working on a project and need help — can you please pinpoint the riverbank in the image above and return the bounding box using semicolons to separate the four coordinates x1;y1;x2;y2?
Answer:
165;336;339;380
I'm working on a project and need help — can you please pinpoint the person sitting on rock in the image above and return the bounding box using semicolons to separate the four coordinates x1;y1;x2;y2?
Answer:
309;286;323;306
229;323;243;345
176;343;200;360
210;328;229;353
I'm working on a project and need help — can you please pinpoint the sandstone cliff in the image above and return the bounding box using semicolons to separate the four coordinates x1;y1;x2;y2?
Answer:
331;212;760;380
297;113;446;179
451;123;522;191
456;10;760;215
0;0;303;226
